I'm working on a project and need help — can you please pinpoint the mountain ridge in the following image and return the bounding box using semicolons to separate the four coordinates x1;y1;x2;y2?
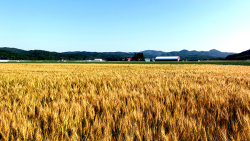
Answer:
225;49;250;60
0;47;235;60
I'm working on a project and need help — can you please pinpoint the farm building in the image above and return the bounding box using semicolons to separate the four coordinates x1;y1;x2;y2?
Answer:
124;58;131;61
155;56;180;61
0;57;8;62
145;58;150;62
78;59;105;62
121;58;131;61
94;59;102;61
57;59;67;62
94;59;104;61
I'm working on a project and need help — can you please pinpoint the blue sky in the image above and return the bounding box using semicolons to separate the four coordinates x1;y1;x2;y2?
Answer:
1;0;250;53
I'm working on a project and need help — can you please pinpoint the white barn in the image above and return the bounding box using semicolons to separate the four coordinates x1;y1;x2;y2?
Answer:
94;59;104;61
155;56;180;61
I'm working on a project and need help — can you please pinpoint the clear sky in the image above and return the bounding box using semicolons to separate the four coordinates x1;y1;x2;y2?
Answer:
1;0;250;53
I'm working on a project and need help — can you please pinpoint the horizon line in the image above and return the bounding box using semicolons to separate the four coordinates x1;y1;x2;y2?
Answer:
0;47;237;53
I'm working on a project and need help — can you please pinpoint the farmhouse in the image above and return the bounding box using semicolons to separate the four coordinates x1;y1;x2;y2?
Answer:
155;56;180;61
0;57;8;62
126;58;131;61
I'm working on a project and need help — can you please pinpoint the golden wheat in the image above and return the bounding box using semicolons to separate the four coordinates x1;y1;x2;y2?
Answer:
0;64;249;140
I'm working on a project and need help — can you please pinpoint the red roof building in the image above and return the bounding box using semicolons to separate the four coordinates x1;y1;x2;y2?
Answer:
126;58;131;61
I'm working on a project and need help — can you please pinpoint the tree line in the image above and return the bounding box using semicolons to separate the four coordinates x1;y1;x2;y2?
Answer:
0;50;94;60
0;49;148;61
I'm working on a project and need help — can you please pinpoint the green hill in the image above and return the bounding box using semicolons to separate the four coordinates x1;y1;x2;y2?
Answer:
0;47;93;60
0;47;28;54
226;49;250;60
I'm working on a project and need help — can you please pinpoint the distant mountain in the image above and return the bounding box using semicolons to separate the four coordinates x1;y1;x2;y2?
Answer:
140;50;165;57
0;47;28;54
225;49;250;60
66;49;234;60
0;47;93;60
0;47;235;61
141;49;234;58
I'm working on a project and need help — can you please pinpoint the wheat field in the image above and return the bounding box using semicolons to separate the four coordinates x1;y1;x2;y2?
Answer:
0;64;249;140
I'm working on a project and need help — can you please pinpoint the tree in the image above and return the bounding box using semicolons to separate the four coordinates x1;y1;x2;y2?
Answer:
132;53;145;61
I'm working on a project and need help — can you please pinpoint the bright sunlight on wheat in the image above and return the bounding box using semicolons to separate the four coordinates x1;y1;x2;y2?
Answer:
0;64;250;140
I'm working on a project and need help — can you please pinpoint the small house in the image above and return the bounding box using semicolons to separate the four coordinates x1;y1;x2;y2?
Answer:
126;58;131;61
145;58;150;62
